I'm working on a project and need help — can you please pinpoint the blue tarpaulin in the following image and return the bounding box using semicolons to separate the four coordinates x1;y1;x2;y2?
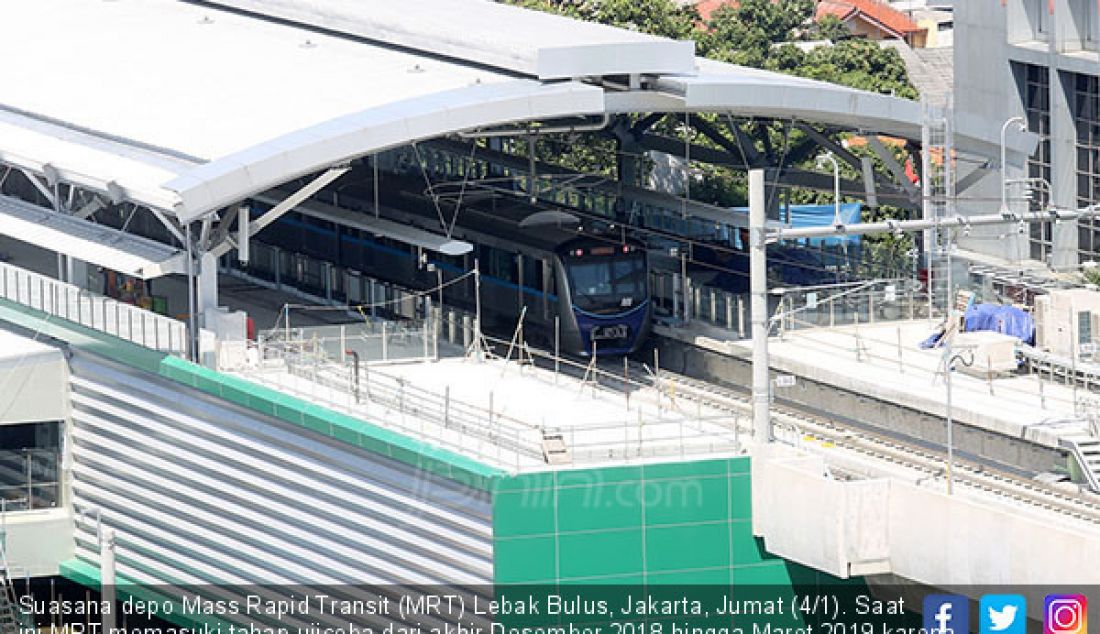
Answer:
964;303;1036;345
780;203;862;247
727;202;862;248
919;303;1036;349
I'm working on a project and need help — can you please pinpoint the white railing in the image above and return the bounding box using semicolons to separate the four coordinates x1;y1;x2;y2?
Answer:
773;278;933;337
0;261;187;356
243;333;743;469
260;319;446;367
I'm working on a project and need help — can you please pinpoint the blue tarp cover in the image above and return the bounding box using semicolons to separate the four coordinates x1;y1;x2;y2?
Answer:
728;203;862;247
781;202;862;247
963;303;1036;345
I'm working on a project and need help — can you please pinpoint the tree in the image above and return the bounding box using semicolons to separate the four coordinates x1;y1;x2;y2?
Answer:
508;0;697;39
811;14;852;43
799;39;919;99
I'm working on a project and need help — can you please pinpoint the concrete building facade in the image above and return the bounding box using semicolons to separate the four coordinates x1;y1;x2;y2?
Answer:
955;0;1100;269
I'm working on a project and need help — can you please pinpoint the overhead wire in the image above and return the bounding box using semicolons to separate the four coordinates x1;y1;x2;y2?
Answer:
272;269;478;335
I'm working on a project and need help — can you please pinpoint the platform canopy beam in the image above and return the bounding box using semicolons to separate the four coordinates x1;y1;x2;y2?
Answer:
866;136;921;200
207;165;350;259
18;168;55;206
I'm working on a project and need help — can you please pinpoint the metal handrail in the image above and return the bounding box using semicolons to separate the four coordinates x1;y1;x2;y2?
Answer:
245;337;742;467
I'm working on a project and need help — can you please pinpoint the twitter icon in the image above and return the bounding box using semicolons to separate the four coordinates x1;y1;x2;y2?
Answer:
982;594;1027;634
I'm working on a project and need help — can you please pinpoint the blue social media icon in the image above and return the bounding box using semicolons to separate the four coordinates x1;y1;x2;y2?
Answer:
925;595;970;634
982;595;1027;634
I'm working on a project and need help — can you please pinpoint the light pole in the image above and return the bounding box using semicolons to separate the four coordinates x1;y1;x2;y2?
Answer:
942;343;973;495
817;151;845;281
816;152;842;228
749;169;771;443
1000;116;1028;213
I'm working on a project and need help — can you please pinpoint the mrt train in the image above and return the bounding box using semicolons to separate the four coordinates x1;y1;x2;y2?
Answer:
249;173;652;356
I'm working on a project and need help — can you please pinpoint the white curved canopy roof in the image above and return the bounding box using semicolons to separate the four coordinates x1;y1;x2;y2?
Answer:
0;0;1036;224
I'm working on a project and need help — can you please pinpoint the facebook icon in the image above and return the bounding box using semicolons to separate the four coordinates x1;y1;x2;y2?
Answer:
924;595;970;634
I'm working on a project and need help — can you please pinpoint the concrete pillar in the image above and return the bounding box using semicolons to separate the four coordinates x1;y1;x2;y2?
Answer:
750;169;772;443
67;258;88;290
197;251;218;325
1050;68;1081;269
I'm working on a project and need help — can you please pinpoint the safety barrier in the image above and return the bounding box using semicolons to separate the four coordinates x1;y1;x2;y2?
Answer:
0;261;186;356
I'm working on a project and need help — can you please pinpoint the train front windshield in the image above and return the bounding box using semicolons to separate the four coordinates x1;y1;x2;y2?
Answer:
565;252;647;314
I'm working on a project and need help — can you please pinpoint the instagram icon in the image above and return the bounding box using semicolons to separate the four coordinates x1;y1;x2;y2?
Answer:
1046;595;1088;634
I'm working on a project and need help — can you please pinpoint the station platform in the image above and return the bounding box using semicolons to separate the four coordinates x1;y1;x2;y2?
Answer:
657;317;1095;473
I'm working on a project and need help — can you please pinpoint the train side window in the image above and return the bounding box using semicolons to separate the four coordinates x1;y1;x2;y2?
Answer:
522;257;540;292
492;249;517;283
478;245;517;283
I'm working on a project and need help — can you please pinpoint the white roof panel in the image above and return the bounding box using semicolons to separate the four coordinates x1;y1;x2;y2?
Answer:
168;80;605;221
0;195;186;279
656;58;1039;161
0;0;1031;228
0;110;190;211
207;0;696;79
0;0;513;164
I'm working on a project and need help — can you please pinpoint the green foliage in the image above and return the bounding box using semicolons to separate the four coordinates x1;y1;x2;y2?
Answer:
508;0;698;39
811;14;853;42
698;0;812;64
799;40;919;99
534;134;620;177
1084;266;1100;287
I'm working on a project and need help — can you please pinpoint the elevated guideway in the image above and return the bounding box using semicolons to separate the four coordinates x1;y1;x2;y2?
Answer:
753;442;1100;616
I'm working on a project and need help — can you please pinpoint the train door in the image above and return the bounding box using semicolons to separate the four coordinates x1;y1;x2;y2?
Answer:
516;253;525;311
541;258;553;320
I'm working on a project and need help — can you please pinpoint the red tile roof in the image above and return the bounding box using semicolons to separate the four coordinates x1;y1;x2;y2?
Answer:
815;0;922;37
696;0;738;23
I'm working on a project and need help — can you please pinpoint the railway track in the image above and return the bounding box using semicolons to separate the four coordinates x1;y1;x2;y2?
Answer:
595;356;1100;526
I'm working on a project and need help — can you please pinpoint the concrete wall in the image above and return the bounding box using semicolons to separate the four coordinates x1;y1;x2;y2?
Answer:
753;444;1100;614
655;336;1066;476
752;447;890;579
0;348;67;425
954;1;1033;263
3;508;73;577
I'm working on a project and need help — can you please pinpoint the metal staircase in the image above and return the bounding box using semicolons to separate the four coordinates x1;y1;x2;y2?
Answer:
1061;436;1100;493
0;537;33;634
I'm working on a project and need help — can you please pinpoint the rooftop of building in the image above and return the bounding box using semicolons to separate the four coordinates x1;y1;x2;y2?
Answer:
231;325;746;472
816;0;924;37
0;328;60;366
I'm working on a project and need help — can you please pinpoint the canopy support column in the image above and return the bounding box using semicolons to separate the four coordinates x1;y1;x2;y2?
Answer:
750;168;771;444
